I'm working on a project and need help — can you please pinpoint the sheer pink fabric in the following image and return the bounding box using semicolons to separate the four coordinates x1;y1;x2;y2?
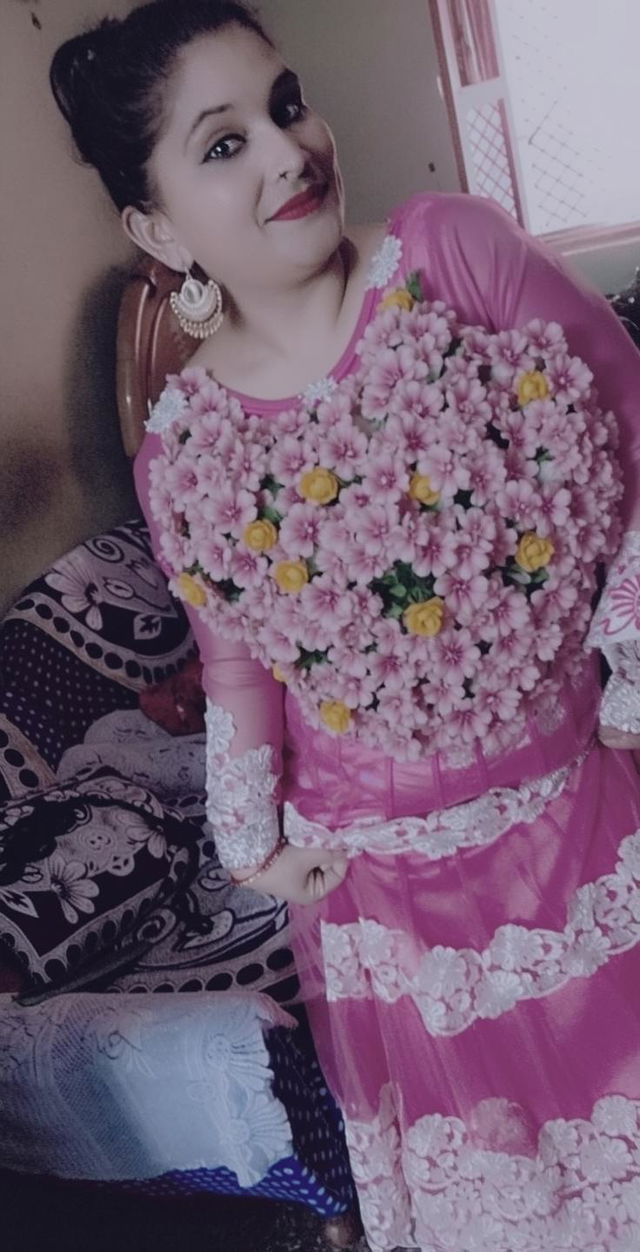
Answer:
135;194;640;1249
135;191;640;838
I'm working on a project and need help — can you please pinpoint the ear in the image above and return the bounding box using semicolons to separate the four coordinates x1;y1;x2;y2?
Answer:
121;204;191;273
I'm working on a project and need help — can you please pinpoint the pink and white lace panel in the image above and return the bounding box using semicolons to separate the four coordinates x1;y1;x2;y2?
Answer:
588;530;640;733
346;1083;640;1252
285;752;580;860
321;829;640;1035
205;701;280;872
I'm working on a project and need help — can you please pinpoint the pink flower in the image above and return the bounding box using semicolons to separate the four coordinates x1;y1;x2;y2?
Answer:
362;454;410;503
483;586;531;640
227;440;268;492
185;412;223;454
534;485;572;536
445;375;491;425
257;620;301;663
547;353;593;405
350;503;397;556
279;503;323;558
167;365;210;396
228;547;268;590
487;329;534;376
523;319;566;354
495;479;541;528
318;421;368;479
203;485;257;539
413;521;458;579
300;578;355;630
195;534;232;581
188;380;230;419
432;628;481;685
416;443;470;500
388;381;444;422
270;435;309;485
368;649;408;693
164;456;202;508
433;570;490;622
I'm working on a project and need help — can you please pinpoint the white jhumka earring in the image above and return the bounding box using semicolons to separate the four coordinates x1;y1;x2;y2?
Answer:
170;270;224;339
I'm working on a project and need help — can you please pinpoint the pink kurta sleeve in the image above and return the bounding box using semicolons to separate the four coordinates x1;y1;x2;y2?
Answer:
134;434;283;872
406;193;640;730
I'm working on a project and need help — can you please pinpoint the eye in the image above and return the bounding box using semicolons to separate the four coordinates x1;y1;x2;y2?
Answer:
203;133;245;162
274;95;307;128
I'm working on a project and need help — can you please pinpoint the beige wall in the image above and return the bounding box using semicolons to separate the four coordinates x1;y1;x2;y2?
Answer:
1;0;137;618
259;0;462;223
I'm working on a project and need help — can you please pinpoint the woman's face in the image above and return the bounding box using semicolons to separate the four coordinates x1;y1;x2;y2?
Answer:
140;25;344;293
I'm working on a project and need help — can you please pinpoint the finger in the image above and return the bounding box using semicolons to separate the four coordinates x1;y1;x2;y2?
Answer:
306;861;348;902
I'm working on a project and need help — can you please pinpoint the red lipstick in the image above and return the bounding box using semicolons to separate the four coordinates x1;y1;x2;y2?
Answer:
268;184;327;222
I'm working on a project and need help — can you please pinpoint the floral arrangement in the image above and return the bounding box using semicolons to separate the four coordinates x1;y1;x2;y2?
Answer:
148;273;623;761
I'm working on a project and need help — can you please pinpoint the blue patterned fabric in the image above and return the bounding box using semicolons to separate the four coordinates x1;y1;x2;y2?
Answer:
0;521;355;1216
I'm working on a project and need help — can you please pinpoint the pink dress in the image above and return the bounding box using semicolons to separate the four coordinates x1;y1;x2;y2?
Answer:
135;194;640;1251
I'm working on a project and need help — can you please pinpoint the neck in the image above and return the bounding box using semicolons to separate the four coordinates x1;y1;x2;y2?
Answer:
224;243;351;364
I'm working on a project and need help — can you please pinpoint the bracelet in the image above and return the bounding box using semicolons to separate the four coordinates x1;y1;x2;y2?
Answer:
229;834;288;887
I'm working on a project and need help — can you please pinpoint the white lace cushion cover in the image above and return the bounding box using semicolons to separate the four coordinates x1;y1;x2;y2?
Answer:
587;530;640;733
0;991;294;1186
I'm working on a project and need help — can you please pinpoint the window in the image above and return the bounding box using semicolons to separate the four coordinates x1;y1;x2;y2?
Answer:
431;0;640;244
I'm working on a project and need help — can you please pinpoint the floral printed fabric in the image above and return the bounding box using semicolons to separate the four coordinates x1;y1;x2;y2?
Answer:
0;766;199;990
146;279;623;764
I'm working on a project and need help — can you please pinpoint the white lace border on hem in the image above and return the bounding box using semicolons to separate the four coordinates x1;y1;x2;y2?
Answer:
285;750;586;861
345;1083;640;1252
320;826;640;1035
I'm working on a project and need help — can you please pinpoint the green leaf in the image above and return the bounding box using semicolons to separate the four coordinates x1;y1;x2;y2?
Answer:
261;506;282;525
406;270;424;302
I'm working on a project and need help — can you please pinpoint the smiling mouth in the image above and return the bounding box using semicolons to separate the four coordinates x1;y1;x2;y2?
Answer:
268;183;328;222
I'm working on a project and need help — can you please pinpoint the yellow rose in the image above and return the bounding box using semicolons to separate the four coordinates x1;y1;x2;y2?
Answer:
299;467;340;506
273;560;309;593
403;598;445;637
272;664;288;684
176;572;208;608
378;288;415;313
515;532;555;573
320;700;352;734
408;473;440;507
243;519;278;551
517;370;550;407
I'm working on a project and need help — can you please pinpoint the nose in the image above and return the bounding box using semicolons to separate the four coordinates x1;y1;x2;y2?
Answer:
262;119;309;182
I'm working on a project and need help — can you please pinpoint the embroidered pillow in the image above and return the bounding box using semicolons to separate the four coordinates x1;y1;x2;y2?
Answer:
0;766;199;995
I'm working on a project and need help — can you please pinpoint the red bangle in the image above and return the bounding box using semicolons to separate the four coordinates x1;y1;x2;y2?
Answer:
229;834;288;887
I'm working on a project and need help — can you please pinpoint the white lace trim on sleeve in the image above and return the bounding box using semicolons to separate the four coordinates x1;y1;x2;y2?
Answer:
587;530;640;732
204;700;280;872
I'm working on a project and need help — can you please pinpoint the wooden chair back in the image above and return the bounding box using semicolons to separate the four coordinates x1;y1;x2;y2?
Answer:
116;255;192;457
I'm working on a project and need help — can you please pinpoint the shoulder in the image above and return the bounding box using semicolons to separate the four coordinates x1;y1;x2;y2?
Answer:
390;190;524;252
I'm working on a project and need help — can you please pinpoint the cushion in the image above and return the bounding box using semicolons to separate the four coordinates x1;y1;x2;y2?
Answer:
0;766;200;995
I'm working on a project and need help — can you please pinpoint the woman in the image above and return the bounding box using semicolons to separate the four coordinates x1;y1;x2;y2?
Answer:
51;3;640;1248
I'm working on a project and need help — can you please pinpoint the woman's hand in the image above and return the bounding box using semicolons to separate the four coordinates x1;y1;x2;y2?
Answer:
234;843;349;904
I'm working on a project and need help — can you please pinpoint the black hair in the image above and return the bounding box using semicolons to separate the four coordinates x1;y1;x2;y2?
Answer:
50;0;271;212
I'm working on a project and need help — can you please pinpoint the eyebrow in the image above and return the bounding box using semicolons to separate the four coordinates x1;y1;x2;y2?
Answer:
184;68;300;152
